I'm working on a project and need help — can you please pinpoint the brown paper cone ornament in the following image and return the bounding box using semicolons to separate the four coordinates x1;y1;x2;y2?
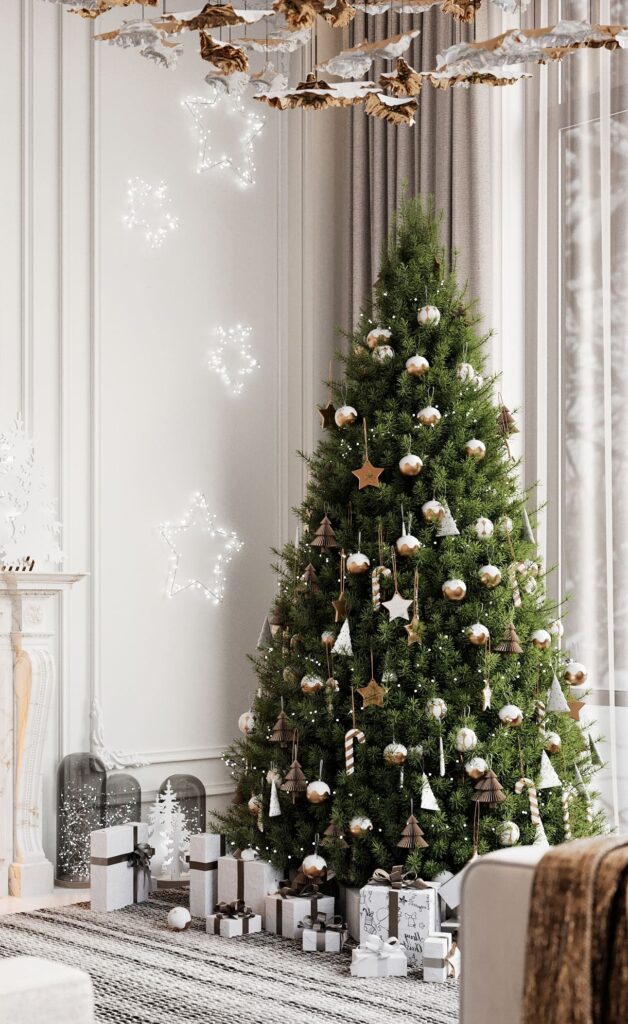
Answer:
311;514;339;548
497;404;518;436
270;710;294;744
280;760;308;801
397;813;428;849
298;563;320;592
471;769;506;805
495;622;523;654
322;821;349;849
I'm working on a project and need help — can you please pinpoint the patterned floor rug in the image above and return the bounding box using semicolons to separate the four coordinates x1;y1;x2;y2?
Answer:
0;889;459;1024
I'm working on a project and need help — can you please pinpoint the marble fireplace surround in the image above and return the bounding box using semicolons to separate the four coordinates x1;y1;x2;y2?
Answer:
0;572;85;898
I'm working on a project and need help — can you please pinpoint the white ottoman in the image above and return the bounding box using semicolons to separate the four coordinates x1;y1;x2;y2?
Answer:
460;847;545;1024
0;956;94;1024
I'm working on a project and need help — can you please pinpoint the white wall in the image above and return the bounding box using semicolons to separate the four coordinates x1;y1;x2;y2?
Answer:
0;1;347;861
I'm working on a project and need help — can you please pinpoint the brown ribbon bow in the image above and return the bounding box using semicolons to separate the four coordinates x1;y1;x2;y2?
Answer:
213;899;255;920
368;866;436;890
128;842;155;875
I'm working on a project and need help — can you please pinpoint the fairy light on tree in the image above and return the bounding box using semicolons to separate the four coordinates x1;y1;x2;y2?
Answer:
208;325;260;396
160;492;243;604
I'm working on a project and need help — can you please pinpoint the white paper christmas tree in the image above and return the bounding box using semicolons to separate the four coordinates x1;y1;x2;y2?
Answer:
546;674;570;713
148;780;190;878
0;415;63;568
332;618;353;656
420;773;440;811
162;806;191;881
538;750;562;790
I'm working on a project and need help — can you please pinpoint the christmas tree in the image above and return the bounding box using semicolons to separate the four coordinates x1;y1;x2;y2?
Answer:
216;198;604;887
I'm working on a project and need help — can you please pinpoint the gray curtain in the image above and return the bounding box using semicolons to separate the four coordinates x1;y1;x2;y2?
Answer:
348;9;492;327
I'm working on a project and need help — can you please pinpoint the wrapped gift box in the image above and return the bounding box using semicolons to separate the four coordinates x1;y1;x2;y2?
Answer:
359;879;440;967
189;834;226;918
339;884;360;941
90;822;152;913
350;937;408;977
301;916;347;952
206;909;262;937
218;853;282;926
265;892;335;939
423;932;461;982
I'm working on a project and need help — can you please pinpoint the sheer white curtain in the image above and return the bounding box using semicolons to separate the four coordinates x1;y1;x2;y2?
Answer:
525;0;628;829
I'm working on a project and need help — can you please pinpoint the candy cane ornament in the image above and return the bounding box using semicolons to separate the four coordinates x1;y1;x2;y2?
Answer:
345;728;366;775
562;785;576;841
372;565;392;611
515;777;548;846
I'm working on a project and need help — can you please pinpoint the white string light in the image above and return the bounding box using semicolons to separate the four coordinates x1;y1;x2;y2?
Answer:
208;325;260;396
182;92;265;189
123;177;179;249
160;493;243;605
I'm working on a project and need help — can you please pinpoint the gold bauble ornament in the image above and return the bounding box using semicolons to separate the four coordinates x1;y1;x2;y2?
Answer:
396;532;421;557
531;629;552;650
300;674;324;694
372;345;395;363
405;354;430;377
366;327;392;350
306;780;331;804
465;756;488;780
498;703;523;727
479;564;502;588
348;816;373;837
399;453;423;476
383;742;408;766
417;405;442;427
467;622;490;646
334;405;357;427
422;499;445;522
347;551;370;574
545;732;562;754
417;304;441;326
247;794;262;816
564;661;588;686
465;438;486;459
302;852;328;878
442;578;467;601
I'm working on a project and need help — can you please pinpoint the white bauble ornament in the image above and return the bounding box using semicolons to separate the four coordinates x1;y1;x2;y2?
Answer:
473;517;494;539
396;532;421;557
383;742;408;766
399;453;423;476
545;732;562;754
238;710;256;735
348;816;373;837
240;847;258;862
302;853;327;878
417;304;441;326
442;578;466;602
564;661;588;686
334;405;357;427
465;756;488;780
347;551;370;574
306;780;331;804
467;622;490;646
417;405;442;427
426;697;447;720
405;354;430;378
366;327;392;349
548;619;564;639
457;362;475;382
455;727;478;752
247;794;262;816
531;629;552;650
422;499;445;522
372;345;395;363
321;630;335;647
479;564;502;588
497;821;520;847
301;674;324;694
499;704;523;727
167;907;191;931
497;516;514;536
465;438;486;460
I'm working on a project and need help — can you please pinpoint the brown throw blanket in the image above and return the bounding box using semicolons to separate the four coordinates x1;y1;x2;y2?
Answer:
522;836;628;1024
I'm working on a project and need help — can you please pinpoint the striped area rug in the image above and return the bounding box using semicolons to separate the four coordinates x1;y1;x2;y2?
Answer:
0;890;459;1023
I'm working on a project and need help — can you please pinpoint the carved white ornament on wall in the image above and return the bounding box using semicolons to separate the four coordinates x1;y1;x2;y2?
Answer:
160;492;243;604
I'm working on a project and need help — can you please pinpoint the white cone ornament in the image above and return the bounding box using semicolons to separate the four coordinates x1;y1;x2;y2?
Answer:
473;517;494;538
332;619;353;656
268;779;281;817
383;742;408;765
442;579;466;602
531;629;552;650
465;756;488;780
238;710;256;735
301;674;324;695
302;853;327;879
417;304;441;326
497;822;520;847
422;499;445;523
564;661;588;686
334;405;357;427
306;780;331;804
497;516;514;536
366;327;392;349
167;907;191;931
373;345;395;363
347;551;370;574
399;453;423;476
417;405;442;427
538;749;562;789
499;704;523;727
467;622;489;647
348;816;373;837
406;354;429;377
456;362;475;382
421;773;440;811
545;732;562;754
479;564;502;588
426;697;447;720
546;674;570;713
455;727;478;752
435;506;460;537
465;439;486;460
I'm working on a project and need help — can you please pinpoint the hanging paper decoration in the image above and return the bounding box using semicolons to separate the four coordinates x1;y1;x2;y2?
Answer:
471;769;506;805
546;673;571;713
435;505;460;538
257;616;273;649
364;92;417;126
270;701;294;745
94;18;183;68
280;732;307;803
380;57;424;96
312;514;339;549
522;504;537;545
421;773;440;811
538;750;562;790
397;801;428;849
322;820;349;849
495;622;523;654
332;618;353;656
317;29;421;79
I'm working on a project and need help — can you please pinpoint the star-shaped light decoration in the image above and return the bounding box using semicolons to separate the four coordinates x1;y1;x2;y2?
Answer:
123;177;179;249
161;493;243;604
183;90;265;189
383;589;412;622
208;325;260;396
357;678;386;708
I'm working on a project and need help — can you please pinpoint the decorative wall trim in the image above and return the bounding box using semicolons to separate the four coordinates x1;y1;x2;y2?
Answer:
137;746;226;765
141;780;234;806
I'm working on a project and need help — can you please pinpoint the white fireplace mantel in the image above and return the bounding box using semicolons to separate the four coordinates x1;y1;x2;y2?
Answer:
0;571;87;898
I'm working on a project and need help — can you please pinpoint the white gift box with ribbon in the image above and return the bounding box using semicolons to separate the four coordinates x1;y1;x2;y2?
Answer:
350;936;408;977
423;931;461;983
189;833;226;918
300;912;347;952
359;868;440;967
217;851;283;926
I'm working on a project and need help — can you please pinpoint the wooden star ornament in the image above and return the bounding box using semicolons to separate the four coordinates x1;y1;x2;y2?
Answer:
568;698;585;722
352;419;384;490
405;616;425;646
383;590;412;622
318;401;337;429
357;679;386;708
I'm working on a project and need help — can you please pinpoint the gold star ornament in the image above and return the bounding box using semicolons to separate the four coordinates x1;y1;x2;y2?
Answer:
568;698;585;722
352;418;383;490
357;679;386;708
405;616;425;646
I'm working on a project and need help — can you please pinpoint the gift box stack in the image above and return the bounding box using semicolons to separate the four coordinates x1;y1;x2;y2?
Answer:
264;870;336;940
356;866;441;969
